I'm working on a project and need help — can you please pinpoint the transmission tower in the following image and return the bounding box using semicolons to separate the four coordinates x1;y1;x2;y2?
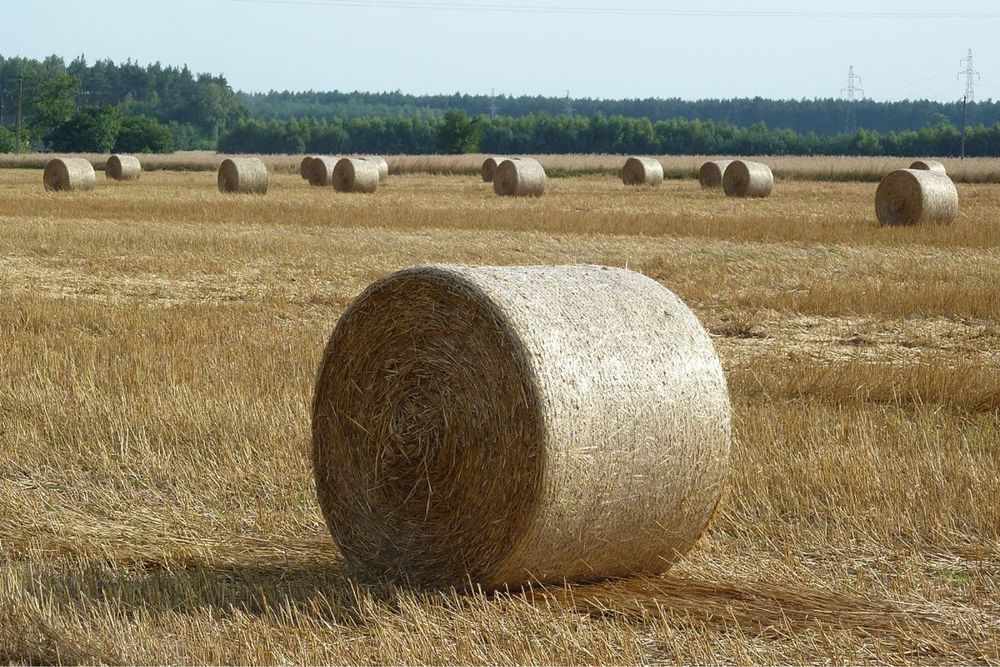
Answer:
563;90;574;117
958;49;981;159
841;66;864;133
489;88;498;118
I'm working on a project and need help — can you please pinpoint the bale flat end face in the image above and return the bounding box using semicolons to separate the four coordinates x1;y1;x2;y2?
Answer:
699;160;732;189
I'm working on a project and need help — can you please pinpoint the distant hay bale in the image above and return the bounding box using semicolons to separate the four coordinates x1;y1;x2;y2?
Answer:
362;156;389;180
300;156;316;179
217;157;268;194
722;160;774;198
622;157;664;186
43;158;96;192
481;156;513;182
909;159;947;175
875;169;958;226
493;158;545;197
312;264;731;590
698;160;733;189
105;155;141;181
308;156;343;186
332;157;380;193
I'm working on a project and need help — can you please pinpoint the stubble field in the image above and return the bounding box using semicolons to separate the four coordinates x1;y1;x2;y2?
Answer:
0;164;998;664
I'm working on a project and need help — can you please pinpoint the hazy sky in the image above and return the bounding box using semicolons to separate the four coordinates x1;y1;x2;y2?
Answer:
7;0;1000;101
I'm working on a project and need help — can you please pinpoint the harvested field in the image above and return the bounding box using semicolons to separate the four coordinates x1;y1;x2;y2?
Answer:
0;167;997;664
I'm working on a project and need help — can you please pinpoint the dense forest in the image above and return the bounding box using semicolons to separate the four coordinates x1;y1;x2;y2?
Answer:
241;90;1000;136
2;54;1000;156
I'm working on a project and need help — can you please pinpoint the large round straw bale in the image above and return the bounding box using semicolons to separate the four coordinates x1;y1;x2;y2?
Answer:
875;169;958;226
362;155;389;180
308;156;343;186
698;160;732;188
493;158;545;197
43;158;96;192
622;156;664;186
218;157;268;194
105;154;141;181
909;159;947;175
332;157;380;193
480;156;513;182
300;156;316;179
312;264;731;590
722;160;773;198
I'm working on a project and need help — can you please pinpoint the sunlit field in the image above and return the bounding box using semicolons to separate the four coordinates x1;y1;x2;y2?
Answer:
0;166;997;663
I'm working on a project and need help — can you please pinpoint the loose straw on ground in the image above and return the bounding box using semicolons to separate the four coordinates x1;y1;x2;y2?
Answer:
493;158;545;197
723;160;774;198
312;264;731;590
875;169;958;225
622;157;664;186
217;157;268;194
44;158;96;192
105;155;141;181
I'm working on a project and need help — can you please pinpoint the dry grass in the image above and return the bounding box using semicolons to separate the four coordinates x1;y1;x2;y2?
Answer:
0;168;997;664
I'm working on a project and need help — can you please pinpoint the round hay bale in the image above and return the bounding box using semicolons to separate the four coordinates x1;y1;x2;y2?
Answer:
875;169;958;226
362;156;389;181
43;158;96;192
218;157;268;194
300;156;316;179
105;154;141;181
698;160;733;189
909;159;947;175
722;160;773;198
332;157;380;193
493;158;545;197
312;264;731;590
622;157;665;186
308;156;343;186
480;156;512;182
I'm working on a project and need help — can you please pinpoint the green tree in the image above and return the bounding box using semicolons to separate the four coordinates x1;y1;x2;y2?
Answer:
0;127;15;152
24;73;80;141
114;115;175;153
436;110;480;154
47;106;123;152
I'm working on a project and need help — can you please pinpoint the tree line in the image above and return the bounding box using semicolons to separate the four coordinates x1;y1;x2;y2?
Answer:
217;111;998;158
2;54;1000;156
241;89;1000;136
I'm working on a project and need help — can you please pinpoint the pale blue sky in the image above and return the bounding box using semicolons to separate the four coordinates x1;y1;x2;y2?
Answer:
7;0;1000;101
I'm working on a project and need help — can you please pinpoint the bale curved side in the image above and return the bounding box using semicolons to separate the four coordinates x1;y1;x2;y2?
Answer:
312;264;731;590
722;160;773;198
43;158;96;192
362;156;389;180
106;155;141;181
308;156;342;186
218;157;268;194
300;156;316;179
493;158;545;197
332;157;380;193
699;160;732;189
875;169;958;226
909;159;947;175
622;157;665;186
